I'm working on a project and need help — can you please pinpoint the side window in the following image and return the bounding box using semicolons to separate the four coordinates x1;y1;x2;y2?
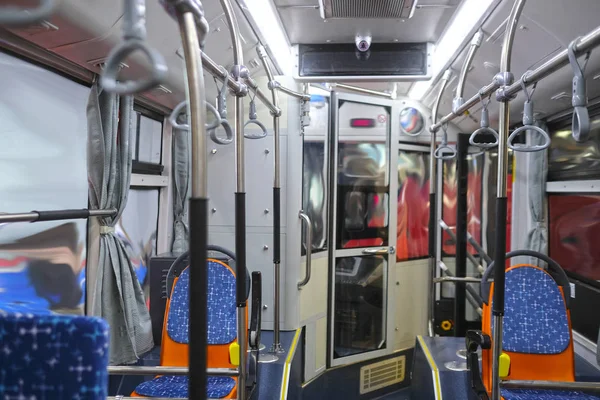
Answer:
0;52;90;314
302;95;329;255
132;107;164;175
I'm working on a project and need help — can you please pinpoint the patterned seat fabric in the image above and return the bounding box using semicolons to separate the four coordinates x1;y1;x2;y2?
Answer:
493;266;571;354
166;261;237;345
135;375;236;398
502;389;600;399
0;311;110;399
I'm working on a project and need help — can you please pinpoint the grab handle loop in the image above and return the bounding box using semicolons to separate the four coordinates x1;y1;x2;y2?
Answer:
0;0;56;26
434;125;457;160
159;0;209;48
568;38;591;142
101;0;168;95
469;92;499;149
508;72;551;153
207;72;234;145
244;95;268;139
168;101;221;131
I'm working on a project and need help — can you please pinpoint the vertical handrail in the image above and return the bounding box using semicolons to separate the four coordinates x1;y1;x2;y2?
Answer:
453;31;484;113
256;44;286;356
218;1;249;398
298;211;313;289
491;1;528;399
428;69;452;336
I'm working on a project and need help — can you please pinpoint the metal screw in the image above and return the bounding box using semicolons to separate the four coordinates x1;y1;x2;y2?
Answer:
211;208;217;213
264;148;270;154
264;209;270;214
211;149;217;154
263;245;269;250
396;281;400;285
263;304;268;310
395;327;399;332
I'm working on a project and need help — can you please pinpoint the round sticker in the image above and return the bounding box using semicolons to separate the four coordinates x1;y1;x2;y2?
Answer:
377;114;387;123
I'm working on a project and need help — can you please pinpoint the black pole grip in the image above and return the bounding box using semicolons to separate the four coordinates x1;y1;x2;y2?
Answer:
454;133;469;337
492;197;508;316
273;187;281;264
188;197;208;400
236;192;247;307
34;209;91;221
428;193;436;258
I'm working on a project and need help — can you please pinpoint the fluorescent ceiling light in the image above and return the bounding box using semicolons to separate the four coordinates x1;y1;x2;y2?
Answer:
239;0;294;76
409;0;495;100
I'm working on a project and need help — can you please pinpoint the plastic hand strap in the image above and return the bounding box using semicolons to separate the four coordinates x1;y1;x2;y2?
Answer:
244;96;268;139
209;119;234;145
508;124;551;153
469;92;499;149
101;0;167;95
434;126;457;160
169;101;221;131
568;38;591;143
0;0;56;26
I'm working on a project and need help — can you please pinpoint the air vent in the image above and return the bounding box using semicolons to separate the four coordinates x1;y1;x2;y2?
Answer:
359;355;406;394
319;0;417;19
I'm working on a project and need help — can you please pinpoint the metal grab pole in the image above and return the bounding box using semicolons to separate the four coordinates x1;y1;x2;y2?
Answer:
491;1;527;399
256;44;285;357
218;1;248;398
440;221;486;273
454;133;469;337
0;208;117;224
428;69;452;336
177;10;209;400
332;83;395;99
453;31;483;113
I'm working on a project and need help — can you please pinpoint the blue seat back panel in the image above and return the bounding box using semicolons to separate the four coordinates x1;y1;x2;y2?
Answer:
167;260;237;345
135;375;236;398
0;312;109;399
502;388;600;399
493;266;571;355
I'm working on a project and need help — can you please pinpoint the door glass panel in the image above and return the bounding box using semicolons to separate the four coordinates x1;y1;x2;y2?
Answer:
334;255;387;359
396;150;430;262
336;101;390;249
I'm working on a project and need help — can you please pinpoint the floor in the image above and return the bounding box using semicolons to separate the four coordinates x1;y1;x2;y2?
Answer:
374;388;412;400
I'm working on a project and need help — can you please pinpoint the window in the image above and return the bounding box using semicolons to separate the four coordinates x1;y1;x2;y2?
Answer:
0;51;89;314
132;107;164;175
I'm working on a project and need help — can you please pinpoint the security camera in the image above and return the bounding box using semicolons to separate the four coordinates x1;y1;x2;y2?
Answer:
355;35;372;52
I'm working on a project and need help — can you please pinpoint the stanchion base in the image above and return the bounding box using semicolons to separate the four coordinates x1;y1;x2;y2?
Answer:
247;343;266;352
456;348;481;360
258;353;279;363
271;343;285;354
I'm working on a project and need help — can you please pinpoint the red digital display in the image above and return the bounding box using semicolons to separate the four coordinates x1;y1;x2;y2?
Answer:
350;118;376;128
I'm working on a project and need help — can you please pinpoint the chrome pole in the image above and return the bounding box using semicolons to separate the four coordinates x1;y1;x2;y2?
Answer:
427;69;452;336
219;0;248;397
453;31;483;113
0;208;117;223
491;1;527;399
257;44;285;358
333;83;395;99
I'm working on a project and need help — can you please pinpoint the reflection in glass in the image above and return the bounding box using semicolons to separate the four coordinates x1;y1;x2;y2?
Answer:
548;117;600;181
334;256;386;358
303;141;328;254
337;142;389;249
397;151;430;261
399;107;424;135
135;115;163;164
549;194;600;281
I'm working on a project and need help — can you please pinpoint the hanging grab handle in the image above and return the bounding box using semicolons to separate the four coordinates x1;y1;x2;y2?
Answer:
568;38;591;142
434;125;457;160
207;72;234;145
508;72;551;152
168;101;221;131
159;0;209;48
101;0;168;95
469;92;499;149
0;0;56;26
244;95;268;139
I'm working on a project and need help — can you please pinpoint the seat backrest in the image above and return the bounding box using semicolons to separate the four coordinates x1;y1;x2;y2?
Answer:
482;264;575;391
0;311;109;399
160;258;244;369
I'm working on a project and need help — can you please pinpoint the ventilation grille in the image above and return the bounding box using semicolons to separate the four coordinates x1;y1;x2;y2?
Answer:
319;0;417;19
359;355;406;394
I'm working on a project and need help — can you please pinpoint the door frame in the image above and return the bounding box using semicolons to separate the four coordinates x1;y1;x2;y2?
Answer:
327;91;400;367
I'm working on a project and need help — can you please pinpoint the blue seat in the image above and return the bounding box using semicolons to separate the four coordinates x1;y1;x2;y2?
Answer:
502;389;600;400
135;375;236;398
0;311;110;399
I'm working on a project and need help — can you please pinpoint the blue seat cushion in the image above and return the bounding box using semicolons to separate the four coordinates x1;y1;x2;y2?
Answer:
502;388;600;399
134;375;236;398
493;266;571;354
167;261;237;345
0;312;109;399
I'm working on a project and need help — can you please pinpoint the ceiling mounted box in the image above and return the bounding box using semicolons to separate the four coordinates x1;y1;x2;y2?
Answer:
293;43;432;82
318;0;418;19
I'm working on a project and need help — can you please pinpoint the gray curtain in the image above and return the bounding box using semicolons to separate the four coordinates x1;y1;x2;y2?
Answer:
87;82;154;365
171;124;190;254
524;120;549;261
